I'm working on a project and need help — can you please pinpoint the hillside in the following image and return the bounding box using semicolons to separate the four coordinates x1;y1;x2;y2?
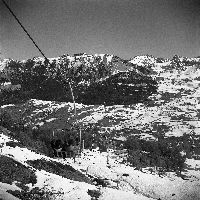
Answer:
1;54;200;137
0;54;157;105
1;54;200;199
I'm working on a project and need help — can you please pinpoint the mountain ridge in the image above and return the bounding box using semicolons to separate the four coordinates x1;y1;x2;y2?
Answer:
0;53;159;105
1;53;200;199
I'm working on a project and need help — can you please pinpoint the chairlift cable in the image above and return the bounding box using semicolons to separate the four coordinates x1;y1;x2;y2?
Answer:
1;0;49;62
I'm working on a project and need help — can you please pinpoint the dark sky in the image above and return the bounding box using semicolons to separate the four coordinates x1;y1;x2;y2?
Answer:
0;0;200;60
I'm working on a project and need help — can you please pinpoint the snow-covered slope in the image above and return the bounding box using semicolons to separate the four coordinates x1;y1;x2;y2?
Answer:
1;54;200;137
129;55;157;66
0;59;10;72
1;54;200;199
1;129;200;200
0;131;96;200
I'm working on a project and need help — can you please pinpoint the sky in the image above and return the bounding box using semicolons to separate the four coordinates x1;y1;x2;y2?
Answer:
0;0;200;60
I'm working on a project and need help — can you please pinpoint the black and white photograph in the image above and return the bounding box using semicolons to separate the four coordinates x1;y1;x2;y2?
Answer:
0;0;200;199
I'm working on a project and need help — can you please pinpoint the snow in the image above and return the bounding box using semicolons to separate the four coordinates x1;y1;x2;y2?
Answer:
45;118;57;122
33;170;96;200
80;112;105;123
67;149;200;200
1;127;200;199
129;55;156;66
0;182;21;192
0;59;10;71
0;134;97;200
30;99;85;111
99;188;155;200
113;136;126;141
1;145;50;165
0;132;13;144
0;189;21;200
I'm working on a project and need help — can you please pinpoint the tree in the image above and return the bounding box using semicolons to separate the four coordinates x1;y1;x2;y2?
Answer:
0;76;9;85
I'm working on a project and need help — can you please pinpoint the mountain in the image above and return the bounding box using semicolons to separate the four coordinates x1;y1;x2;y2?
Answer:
129;55;158;66
0;53;158;105
1;53;200;199
1;53;200;134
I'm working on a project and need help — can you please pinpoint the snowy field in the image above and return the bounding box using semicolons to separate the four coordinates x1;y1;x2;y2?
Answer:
1;131;200;200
